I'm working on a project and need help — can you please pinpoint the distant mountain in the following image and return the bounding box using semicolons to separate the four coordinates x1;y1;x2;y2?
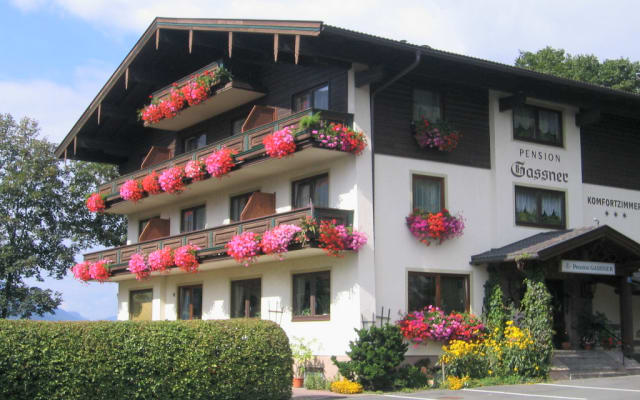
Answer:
30;309;87;321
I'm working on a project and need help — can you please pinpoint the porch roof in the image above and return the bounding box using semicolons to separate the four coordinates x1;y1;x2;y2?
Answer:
470;225;640;265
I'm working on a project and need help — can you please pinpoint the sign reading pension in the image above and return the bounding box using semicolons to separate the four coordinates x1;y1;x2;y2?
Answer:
560;259;616;276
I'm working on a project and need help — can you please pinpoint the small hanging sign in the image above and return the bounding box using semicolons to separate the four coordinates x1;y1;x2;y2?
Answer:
560;259;615;276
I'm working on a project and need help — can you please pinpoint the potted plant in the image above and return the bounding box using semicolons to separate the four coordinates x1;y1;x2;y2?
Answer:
291;337;315;388
581;335;596;350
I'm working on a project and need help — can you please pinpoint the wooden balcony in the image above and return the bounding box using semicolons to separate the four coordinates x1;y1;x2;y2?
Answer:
98;109;353;214
83;207;354;281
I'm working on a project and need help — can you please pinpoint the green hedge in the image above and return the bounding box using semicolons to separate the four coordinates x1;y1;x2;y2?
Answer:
0;319;292;400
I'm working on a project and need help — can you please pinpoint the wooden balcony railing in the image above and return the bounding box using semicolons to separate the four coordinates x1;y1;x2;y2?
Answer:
83;207;354;276
97;109;353;201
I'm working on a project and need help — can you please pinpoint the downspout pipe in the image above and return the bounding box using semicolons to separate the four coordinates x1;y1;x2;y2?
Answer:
369;50;422;239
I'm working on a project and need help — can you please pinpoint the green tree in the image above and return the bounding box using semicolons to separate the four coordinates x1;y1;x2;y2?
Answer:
0;114;126;319
515;46;640;94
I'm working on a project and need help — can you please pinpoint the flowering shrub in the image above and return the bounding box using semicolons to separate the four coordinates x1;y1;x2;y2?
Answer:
414;118;461;152
311;123;367;155
226;231;261;267
263;127;297;158
128;253;150;281
139;67;231;125
141;171;162;195
440;321;546;379
148;247;174;272
71;261;92;282
205;147;236;178
445;375;470;390
260;224;302;259
397;306;485;344
406;208;464;246
119;179;144;202
174;244;201;273
330;378;363;394
185;159;207;181
86;193;106;213
89;259;112;282
158;166;186;194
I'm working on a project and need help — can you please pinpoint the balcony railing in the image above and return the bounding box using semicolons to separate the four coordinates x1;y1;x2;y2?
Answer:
98;109;353;202
84;206;353;277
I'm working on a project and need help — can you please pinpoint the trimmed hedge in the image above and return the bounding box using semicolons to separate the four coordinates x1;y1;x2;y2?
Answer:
0;319;292;400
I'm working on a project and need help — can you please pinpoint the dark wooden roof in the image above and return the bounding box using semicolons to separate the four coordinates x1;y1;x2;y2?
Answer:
471;225;640;264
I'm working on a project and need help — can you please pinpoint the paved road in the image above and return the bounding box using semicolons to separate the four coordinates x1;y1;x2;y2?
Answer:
293;375;640;400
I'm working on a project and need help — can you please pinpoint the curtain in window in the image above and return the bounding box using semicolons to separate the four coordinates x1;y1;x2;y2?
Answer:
293;276;311;315
413;89;441;121
130;290;153;321
408;273;435;312
413;177;441;213
513;107;535;138
179;289;191;320
541;193;562;218
313;86;329;110
538;110;560;142
515;190;537;214
440;276;466;314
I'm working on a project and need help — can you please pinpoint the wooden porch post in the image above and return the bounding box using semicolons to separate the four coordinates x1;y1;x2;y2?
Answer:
619;276;634;356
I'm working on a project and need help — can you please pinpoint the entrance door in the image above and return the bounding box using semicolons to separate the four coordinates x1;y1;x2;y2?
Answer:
546;279;567;348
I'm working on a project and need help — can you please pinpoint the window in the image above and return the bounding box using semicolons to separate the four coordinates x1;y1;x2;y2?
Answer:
513;105;562;146
292;174;328;209
413;89;442;122
230;191;258;222
231;118;245;136
138;216;159;240
181;205;206;233
231;278;261;318
293;84;329;112
408;272;469;314
178;285;202;320
129;289;153;321
412;175;444;213
184;133;207;152
515;186;566;228
293;271;330;320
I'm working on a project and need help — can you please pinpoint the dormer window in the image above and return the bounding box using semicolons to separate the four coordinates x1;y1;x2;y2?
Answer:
513;105;563;146
293;84;329;112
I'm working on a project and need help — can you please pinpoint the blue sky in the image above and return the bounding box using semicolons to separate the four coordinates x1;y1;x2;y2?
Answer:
2;0;639;319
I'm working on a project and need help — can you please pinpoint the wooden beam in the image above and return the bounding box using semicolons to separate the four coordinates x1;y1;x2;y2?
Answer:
575;108;601;126
125;67;129;90
228;31;233;58
155;28;160;50
73;136;77;155
355;66;385;88
188;29;193;54
294;34;300;64
620;276;634;355
499;92;527;112
97;103;102;125
273;33;279;62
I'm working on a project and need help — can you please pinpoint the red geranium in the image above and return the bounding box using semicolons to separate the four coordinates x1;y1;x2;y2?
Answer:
71;261;92;282
86;193;106;213
158;166;186;194
148;247;174;272
185;159;207;181
174;244;201;273
89;259;112;282
263;127;297;158
142;171;162;195
318;219;349;257
127;253;150;281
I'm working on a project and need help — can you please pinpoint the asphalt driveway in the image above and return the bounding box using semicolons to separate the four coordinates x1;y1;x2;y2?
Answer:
293;375;640;400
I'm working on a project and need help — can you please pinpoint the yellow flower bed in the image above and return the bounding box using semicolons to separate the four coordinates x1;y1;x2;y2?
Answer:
446;375;469;390
330;378;364;394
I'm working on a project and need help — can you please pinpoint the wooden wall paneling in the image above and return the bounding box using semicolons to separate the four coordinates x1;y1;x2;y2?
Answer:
140;146;173;169
140;242;160;256
241;219;270;234
213;226;238;246
161;237;183;250
139;218;170;242
274;211;307;226
120;246;139;264
240;192;276;221
242;105;277;132
186;232;209;249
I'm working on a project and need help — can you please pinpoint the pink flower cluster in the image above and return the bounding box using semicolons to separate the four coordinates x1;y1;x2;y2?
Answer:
71;259;113;283
158;166;186;194
185;159;207;181
148;247;174;272
263;127;297;158
347;230;368;251
128;253;150;281
86;193;106;213
310;123;367;155
406;208;464;246
205;147;236;178
120;179;145;202
260;224;302;260
397;305;484;344
127;245;201;279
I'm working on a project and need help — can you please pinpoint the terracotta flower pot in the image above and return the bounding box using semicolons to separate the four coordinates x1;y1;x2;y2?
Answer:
583;343;593;350
293;377;304;388
561;341;571;350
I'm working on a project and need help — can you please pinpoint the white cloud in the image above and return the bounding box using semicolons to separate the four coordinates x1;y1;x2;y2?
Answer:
0;61;112;144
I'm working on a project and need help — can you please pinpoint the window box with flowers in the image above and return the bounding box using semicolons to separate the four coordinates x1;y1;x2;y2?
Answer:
406;209;465;246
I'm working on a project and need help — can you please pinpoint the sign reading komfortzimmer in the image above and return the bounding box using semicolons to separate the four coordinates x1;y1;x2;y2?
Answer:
560;259;616;276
